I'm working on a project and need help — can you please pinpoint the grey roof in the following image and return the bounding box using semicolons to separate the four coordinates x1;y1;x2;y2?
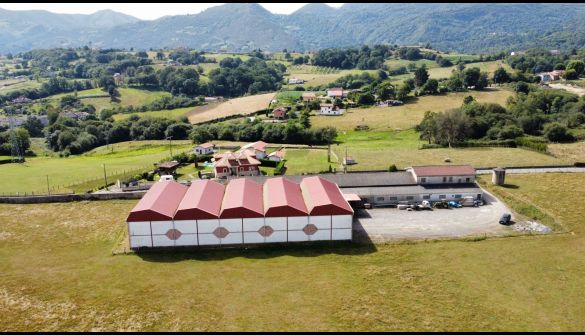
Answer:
341;183;482;197
246;171;416;188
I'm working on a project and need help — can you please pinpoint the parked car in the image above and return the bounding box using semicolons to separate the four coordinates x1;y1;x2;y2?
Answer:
499;213;512;225
448;201;462;208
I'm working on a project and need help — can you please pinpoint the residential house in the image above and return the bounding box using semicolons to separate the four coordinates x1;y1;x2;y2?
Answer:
166;60;182;67
193;142;215;155
320;104;345;115
302;92;317;102
204;96;224;103
288;78;305;85
213;151;261;178
326;87;346;98
239;141;268;159
272;107;288;120
267;149;285;162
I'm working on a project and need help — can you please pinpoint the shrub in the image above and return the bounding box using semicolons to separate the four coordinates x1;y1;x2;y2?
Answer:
388;164;398;172
274;160;287;175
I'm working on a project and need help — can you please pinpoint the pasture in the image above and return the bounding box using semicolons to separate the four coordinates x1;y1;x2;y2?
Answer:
187;93;276;124
332;129;568;171
428;60;513;79
112;107;193;121
0;140;192;195
1;173;585;331
311;88;513;131
46;87;171;112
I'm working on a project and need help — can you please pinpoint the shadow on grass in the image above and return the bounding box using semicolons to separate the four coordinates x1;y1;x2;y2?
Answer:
136;238;377;263
501;184;519;189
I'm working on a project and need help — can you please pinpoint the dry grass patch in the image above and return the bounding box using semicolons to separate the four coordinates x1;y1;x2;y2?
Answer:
187;93;276;124
548;141;585;163
312;88;513;131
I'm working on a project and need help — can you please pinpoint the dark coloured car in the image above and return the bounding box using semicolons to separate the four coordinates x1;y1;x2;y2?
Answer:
499;213;512;225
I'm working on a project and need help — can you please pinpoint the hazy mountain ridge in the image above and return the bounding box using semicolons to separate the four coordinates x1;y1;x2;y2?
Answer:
1;3;585;53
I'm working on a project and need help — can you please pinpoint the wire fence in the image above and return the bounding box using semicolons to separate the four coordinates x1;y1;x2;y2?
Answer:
0;165;154;197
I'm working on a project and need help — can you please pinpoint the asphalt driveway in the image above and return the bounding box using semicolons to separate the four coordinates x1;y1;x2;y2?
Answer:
353;191;514;242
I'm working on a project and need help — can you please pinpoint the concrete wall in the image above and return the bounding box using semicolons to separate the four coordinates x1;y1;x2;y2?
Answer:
416;174;475;184
127;214;353;249
0;192;145;204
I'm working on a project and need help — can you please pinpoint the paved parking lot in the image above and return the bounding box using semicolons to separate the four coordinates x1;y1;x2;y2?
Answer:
353;191;514;241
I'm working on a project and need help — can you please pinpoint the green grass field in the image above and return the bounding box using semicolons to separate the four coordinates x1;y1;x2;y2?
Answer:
285;66;377;88
112;107;193;121
0;80;43;95
47;87;171;112
1;173;585;331
332;129;567;171
428;60;513;79
0;140;192;194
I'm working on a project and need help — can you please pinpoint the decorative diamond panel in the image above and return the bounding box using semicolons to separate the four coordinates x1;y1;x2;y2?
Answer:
258;226;274;237
213;227;230;238
303;224;318;235
165;229;182;240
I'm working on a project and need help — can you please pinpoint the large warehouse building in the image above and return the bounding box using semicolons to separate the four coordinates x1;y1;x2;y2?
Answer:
126;176;354;249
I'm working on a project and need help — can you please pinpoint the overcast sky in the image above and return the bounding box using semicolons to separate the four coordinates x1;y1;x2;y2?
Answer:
0;3;345;20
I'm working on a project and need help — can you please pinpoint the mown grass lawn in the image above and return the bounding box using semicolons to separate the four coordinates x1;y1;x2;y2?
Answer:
1;173;585;331
0;140;192;194
331;129;568;171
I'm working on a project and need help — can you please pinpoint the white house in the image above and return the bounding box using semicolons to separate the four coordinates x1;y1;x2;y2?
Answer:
407;165;476;184
320;104;345;115
194;142;215;155
239;141;268;159
267;149;285;162
288;78;305;85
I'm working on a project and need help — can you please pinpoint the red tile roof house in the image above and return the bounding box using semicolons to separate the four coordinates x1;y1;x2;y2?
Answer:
326;87;347;98
302;92;317;102
193;142;215;155
213;151;261;178
239;141;268;159
272;107;288;120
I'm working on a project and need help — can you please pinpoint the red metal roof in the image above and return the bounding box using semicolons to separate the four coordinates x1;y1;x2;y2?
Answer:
220;178;264;218
126;181;188;222
174;180;225;220
300;176;354;216
410;165;476;177
263;177;308;217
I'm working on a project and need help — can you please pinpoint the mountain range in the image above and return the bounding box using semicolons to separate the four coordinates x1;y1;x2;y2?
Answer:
1;3;585;54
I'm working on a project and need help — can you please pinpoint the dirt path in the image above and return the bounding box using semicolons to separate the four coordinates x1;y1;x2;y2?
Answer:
549;83;585;96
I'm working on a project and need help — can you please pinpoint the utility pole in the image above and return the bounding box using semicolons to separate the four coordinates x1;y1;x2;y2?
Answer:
46;175;50;194
168;136;173;158
103;164;108;190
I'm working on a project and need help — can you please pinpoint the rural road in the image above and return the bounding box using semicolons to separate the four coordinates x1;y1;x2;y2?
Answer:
476;167;585;174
